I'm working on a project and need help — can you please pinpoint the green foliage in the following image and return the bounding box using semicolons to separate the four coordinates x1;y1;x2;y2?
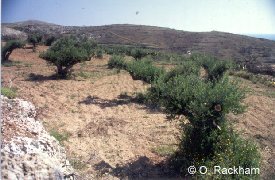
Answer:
143;54;259;178
192;127;260;179
163;61;200;82
127;58;165;83
95;48;104;58
102;44;157;59
1;40;25;62
27;33;42;52
130;48;150;60
1;87;17;99
69;158;87;170
1;61;22;67
107;52;259;179
44;35;57;46
102;44;132;55
50;129;70;145
230;70;275;87
39;36;97;78
107;55;127;70
151;51;187;64
189;54;231;81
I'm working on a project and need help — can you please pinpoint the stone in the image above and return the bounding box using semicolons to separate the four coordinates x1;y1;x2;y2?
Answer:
1;95;76;179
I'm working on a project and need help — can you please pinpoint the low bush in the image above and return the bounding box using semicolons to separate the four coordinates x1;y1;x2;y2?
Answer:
230;70;275;87
130;48;150;60
196;127;260;179
50;129;70;145
95;49;104;59
107;55;127;70
1;87;17;99
127;58;165;83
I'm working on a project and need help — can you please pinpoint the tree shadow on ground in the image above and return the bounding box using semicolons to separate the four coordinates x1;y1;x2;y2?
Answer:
78;95;132;108
79;94;161;113
26;73;62;82
93;156;183;179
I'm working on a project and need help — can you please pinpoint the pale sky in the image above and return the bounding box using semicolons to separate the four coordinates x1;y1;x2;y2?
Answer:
2;0;275;34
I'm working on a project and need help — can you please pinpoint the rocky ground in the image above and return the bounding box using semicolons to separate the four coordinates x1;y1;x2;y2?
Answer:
1;95;76;179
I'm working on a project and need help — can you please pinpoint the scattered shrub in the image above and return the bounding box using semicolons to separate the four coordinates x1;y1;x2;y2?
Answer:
130;48;149;60
95;49;104;58
50;129;70;145
107;55;127;70
39;36;97;78
1;40;25;62
127;58;164;83
231;70;275;87
1;87;17;99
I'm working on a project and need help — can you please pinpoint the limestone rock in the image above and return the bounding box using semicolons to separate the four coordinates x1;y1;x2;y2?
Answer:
1;95;75;179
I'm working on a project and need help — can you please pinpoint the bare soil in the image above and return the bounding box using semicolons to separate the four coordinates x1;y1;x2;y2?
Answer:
1;46;274;179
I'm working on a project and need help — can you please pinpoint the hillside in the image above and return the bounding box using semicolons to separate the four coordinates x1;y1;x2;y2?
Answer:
2;20;275;75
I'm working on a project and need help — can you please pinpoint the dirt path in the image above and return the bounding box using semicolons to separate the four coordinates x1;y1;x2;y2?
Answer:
2;46;274;179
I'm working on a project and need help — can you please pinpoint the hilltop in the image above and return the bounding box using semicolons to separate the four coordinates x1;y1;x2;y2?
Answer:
2;20;275;75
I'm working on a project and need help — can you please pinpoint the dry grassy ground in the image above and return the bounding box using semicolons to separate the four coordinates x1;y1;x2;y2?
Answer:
1;45;274;179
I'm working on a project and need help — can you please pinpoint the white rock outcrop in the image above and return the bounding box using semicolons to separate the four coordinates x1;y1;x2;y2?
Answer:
1;95;75;179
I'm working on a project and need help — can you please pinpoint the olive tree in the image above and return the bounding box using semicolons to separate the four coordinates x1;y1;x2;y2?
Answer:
1;40;25;63
28;33;42;52
39;36;97;78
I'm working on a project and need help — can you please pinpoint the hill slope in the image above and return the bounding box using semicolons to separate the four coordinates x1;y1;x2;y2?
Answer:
2;20;275;75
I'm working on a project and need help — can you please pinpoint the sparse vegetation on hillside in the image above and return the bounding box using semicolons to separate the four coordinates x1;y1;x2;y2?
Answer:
1;40;25;62
39;36;97;78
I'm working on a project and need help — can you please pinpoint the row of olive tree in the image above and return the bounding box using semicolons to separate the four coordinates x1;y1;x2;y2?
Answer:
107;55;260;179
2;36;98;78
1;33;56;64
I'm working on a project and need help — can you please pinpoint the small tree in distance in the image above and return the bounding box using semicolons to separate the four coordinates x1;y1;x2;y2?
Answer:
39;36;97;78
28;33;42;52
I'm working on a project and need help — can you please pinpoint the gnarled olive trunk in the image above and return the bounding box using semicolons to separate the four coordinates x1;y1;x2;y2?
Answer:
2;52;11;62
32;43;36;52
56;64;73;78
